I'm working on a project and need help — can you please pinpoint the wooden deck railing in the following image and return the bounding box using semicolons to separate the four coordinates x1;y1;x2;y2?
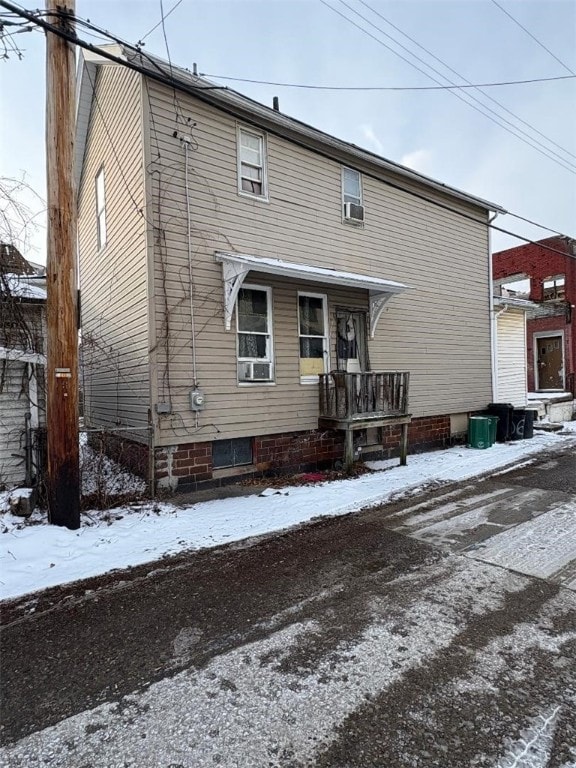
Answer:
319;371;410;422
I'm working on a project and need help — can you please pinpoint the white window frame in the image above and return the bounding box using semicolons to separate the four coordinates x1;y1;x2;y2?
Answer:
298;291;330;384
237;126;268;201
236;283;275;385
95;166;107;251
342;166;362;207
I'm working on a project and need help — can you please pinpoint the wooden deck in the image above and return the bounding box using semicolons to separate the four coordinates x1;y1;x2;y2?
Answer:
318;371;411;469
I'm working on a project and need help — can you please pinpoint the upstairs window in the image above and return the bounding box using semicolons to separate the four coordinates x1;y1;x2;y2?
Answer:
542;275;565;301
342;167;364;224
238;127;267;199
95;166;107;250
237;285;274;382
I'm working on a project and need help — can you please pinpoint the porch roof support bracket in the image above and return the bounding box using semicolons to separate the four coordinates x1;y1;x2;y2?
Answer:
222;260;250;330
369;291;393;339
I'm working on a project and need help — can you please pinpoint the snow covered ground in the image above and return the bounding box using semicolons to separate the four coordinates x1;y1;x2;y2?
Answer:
1;425;575;603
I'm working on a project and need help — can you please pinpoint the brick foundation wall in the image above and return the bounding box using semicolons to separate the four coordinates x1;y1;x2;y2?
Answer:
254;430;344;472
154;415;453;491
155;443;213;486
380;415;451;459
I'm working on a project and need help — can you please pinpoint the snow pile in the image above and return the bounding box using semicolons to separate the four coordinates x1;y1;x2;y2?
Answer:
80;443;147;498
1;428;574;602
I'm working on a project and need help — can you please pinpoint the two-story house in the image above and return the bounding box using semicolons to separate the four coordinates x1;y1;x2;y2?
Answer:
76;45;505;491
493;236;575;396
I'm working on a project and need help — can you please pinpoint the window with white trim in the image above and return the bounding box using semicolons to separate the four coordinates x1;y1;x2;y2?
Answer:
95;166;107;250
298;292;329;382
238;127;267;198
342;167;362;206
236;285;274;382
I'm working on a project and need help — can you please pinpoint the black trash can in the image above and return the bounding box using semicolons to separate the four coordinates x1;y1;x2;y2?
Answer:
487;403;514;442
510;409;527;440
523;409;537;439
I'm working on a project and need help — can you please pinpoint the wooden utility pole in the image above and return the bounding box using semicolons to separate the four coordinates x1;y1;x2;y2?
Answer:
45;0;80;528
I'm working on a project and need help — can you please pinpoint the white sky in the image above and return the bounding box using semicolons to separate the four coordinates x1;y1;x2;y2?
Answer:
0;0;575;263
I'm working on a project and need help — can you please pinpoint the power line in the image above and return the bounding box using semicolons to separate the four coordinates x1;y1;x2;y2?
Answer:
490;0;575;76
138;0;184;43
503;212;570;237
1;0;573;256
355;0;576;162
0;1;224;91
319;0;576;175
199;72;576;91
157;0;188;129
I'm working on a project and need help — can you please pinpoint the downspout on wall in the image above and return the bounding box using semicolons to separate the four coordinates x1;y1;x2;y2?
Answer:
489;212;500;403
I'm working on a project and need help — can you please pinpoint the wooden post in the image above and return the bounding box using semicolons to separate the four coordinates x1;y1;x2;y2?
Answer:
45;0;80;528
344;428;355;472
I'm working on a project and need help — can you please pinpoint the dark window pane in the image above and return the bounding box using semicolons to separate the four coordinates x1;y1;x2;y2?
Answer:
213;437;253;469
233;438;253;465
238;289;268;333
239;333;267;358
300;336;324;358
241;178;263;195
299;295;324;336
212;439;233;468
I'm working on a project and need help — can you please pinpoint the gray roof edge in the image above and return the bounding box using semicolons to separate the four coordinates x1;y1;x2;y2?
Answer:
77;44;505;214
125;47;505;214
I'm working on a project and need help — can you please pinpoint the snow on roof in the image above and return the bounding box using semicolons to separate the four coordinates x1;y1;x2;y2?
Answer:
493;295;537;310
1;273;47;301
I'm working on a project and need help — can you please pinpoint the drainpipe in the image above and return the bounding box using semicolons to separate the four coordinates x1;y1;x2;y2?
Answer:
488;213;499;403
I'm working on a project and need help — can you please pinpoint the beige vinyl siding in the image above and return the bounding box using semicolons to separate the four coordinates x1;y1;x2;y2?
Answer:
146;80;492;446
0;361;44;487
78;66;149;434
496;309;528;407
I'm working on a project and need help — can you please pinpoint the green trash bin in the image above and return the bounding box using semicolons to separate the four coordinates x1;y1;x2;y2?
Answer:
485;415;499;446
468;416;491;449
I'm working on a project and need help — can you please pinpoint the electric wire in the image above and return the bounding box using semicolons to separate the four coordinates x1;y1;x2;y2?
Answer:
354;0;576;162
199;72;576;91
138;0;184;43
320;0;576;174
502;212;570;237
490;0;575;76
157;0;189;129
1;0;573;256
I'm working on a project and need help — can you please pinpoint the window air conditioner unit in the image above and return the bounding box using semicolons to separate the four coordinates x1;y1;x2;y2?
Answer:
344;202;364;222
239;361;272;381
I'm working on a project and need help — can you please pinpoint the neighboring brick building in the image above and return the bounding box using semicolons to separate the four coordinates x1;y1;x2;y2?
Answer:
493;236;576;394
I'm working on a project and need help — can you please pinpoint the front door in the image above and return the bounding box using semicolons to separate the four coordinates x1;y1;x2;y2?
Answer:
336;310;369;372
536;335;564;390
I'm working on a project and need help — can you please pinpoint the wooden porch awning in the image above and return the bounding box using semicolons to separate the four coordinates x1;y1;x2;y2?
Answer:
215;251;410;338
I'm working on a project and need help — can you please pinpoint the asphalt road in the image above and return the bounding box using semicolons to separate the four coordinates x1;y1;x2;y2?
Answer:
1;445;575;767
